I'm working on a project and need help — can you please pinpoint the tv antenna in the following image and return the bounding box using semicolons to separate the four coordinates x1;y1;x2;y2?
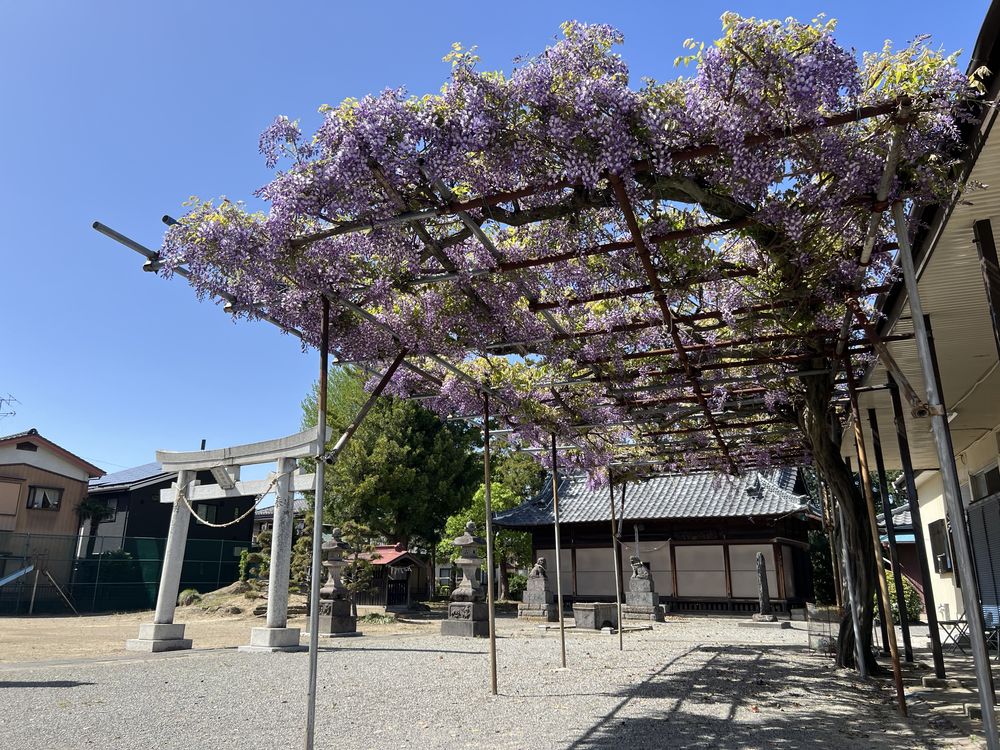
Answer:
0;394;19;420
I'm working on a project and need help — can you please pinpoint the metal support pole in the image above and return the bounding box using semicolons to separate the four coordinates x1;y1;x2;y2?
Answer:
304;303;408;750
483;393;498;695
894;202;998;747
888;373;945;677
28;567;39;615
304;299;329;750
551;434;567;668
837;499;869;679
608;475;624;651
820;481;845;609
847;364;907;715
868;408;913;662
925;316;996;700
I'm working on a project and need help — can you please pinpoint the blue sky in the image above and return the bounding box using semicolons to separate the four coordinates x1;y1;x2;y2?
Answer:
0;0;991;477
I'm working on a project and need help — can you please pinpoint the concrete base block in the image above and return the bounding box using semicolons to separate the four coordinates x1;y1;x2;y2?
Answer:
518;603;558;622
138;623;186;640
966;703;1000;722
304;631;365;639
126;622;192;652
317;598;357;635
125;637;193;653
441;619;490;638
237;627;305;653
737;620;791;629
573;602;619;630
922;676;962;689
623;604;664;623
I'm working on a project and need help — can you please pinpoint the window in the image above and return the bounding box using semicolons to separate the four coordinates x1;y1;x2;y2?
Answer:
929;518;953;574
26;486;63;510
15;441;37;452
973;466;1000;501
194;503;218;524
438;566;452;581
0;481;20;515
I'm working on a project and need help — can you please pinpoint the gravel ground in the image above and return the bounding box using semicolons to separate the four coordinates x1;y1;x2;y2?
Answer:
0;616;983;749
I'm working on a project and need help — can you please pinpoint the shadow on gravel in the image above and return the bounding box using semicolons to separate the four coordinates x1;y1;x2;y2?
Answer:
567;645;958;749
317;646;484;656
0;680;96;688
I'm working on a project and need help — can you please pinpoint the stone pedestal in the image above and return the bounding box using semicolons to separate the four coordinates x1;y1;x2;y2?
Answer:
623;557;664;622
440;601;490;637
518;557;558;621
238;626;305;652
125;622;193;653
573;602;619;630
442;521;489;638
317;598;358;636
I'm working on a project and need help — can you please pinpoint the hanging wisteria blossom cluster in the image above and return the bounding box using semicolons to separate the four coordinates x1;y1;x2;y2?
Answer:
159;15;984;483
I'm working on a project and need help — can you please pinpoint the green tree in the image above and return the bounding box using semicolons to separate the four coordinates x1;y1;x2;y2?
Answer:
302;366;480;547
438;482;532;600
492;450;545;503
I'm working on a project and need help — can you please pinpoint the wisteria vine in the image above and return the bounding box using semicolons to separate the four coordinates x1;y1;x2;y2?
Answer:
158;15;984;483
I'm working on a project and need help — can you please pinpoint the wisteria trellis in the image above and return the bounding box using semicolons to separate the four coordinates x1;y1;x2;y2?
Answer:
158;15;984;484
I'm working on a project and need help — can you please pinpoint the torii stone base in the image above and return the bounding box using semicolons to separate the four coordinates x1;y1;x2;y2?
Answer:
125;623;192;652
237;626;306;653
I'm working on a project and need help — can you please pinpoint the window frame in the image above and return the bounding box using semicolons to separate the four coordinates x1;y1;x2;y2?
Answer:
26;485;64;511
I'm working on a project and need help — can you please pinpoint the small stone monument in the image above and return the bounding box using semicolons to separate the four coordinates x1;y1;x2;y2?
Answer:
739;551;789;629
753;551;777;623
441;521;489;638
518;556;558;621
317;528;359;637
623;555;664;622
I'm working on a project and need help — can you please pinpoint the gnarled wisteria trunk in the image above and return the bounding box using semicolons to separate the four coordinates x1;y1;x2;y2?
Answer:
797;368;878;672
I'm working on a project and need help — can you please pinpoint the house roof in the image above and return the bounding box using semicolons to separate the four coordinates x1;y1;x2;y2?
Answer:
0;428;104;477
254;498;310;519
88;462;172;493
876;504;913;531
357;544;425;566
494;468;815;528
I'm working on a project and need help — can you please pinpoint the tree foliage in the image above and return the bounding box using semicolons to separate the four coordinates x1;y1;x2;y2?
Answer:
302;367;480;546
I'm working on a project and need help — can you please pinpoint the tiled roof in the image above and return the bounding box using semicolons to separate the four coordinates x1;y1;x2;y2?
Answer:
494;468;814;528
254;498;310;519
876;504;913;530
89;462;170;492
357;545;425;566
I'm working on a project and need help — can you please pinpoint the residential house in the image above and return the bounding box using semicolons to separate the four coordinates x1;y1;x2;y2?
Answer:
0;428;103;611
253;497;309;540
76;461;258;611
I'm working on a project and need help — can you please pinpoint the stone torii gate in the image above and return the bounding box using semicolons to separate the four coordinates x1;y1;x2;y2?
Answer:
125;427;321;653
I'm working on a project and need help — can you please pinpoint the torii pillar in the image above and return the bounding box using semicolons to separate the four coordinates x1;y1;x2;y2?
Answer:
125;428;320;653
126;469;195;652
240;456;305;652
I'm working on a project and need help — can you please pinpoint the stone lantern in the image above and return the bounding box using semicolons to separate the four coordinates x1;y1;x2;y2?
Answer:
318;527;357;636
441;520;489;637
